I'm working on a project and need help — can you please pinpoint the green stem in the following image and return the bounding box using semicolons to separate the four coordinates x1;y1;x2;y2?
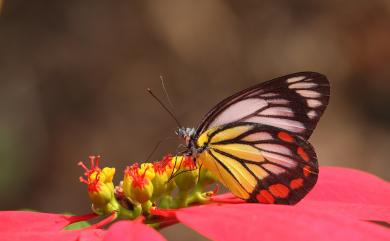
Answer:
117;204;142;220
174;191;188;208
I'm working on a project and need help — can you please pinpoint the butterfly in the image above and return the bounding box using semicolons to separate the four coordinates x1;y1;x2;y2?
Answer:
175;72;330;204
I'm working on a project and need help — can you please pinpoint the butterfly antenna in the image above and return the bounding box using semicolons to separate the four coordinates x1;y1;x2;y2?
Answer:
147;88;182;128
160;75;175;111
196;163;203;185
167;154;179;183
145;136;176;161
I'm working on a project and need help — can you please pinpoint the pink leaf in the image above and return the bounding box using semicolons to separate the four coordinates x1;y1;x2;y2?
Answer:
1;229;106;241
78;229;106;241
103;221;166;241
176;204;390;241
0;231;80;241
306;167;390;206
297;200;390;222
0;211;74;232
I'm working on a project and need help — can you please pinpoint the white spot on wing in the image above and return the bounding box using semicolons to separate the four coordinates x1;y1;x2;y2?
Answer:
209;98;268;129
307;99;322;108
287;76;305;83
307;110;317;119
247;116;305;133
296;90;321;98
289;82;318;89
260;107;294;117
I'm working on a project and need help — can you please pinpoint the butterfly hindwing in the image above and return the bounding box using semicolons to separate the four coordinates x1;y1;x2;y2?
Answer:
196;122;318;204
195;72;330;140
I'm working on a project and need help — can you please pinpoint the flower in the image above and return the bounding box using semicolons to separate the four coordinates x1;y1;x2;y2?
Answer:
123;163;154;204
1;166;389;241
78;155;120;216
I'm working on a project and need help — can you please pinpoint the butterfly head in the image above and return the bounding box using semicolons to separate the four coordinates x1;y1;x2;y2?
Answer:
175;127;196;146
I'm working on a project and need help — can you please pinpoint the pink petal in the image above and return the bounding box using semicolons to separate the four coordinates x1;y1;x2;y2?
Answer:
306;167;390;206
0;211;75;232
176;204;390;241
0;231;80;241
78;229;106;241
297;200;390;222
103;221;166;241
1;229;105;241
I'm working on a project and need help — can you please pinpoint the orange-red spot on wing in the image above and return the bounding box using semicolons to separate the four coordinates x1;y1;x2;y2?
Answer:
278;131;294;143
290;178;304;189
256;190;275;204
297;147;309;161
303;165;311;177
269;184;290;198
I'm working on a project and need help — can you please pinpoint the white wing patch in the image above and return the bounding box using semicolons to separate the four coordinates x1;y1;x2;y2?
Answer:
256;143;292;156
260;107;294;117
296;90;321;98
267;99;290;105
285;75;327;126
247;116;305;133
262;152;297;168
209;98;267;128
287;76;306;83
263;163;285;174
242;132;273;142
307;99;322;108
307;110;317;119
289;82;318;89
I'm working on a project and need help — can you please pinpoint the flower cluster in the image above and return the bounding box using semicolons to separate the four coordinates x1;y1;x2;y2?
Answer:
77;155;218;226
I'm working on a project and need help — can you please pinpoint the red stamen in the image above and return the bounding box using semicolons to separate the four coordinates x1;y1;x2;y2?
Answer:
125;163;139;176
182;156;196;169
154;155;174;174
88;155;95;169
87;175;101;192
78;155;105;191
78;161;89;172
95;155;101;168
79;176;88;184
125;163;150;189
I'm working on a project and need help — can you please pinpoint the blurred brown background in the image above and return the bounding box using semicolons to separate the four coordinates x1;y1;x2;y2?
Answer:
1;0;390;239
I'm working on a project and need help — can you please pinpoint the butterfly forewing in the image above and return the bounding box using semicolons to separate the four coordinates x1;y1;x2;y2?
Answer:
197;122;318;204
195;72;330;140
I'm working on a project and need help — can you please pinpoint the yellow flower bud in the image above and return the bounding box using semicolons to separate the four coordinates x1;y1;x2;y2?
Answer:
78;155;119;215
123;163;154;204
